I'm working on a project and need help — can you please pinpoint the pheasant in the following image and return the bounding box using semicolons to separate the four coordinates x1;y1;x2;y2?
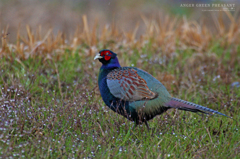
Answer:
94;49;229;129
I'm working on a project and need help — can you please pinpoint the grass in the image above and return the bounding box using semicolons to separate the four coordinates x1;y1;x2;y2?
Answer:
0;14;240;158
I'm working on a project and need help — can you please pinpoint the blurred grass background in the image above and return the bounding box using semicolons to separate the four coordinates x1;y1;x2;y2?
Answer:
1;0;239;42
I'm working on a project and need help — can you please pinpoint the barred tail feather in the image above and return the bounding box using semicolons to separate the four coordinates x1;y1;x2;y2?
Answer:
166;97;230;118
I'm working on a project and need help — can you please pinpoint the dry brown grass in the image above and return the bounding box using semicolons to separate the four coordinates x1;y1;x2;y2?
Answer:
1;11;240;60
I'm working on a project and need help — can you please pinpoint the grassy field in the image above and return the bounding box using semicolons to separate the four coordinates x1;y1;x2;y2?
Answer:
0;14;240;158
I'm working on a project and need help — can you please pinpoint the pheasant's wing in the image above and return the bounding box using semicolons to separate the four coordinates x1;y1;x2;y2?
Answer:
107;68;157;101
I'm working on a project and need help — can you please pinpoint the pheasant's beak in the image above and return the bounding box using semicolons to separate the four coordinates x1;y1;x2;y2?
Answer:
94;53;103;60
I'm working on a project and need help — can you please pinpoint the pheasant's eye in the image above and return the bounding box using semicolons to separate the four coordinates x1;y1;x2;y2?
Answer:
99;50;113;61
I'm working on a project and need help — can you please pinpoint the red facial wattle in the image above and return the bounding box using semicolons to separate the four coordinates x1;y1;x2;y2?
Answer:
104;56;111;61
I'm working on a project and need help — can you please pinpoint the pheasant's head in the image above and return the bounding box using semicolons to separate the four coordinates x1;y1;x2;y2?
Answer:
94;49;121;69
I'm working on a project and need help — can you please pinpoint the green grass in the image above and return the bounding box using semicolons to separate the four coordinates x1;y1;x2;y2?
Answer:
0;44;240;158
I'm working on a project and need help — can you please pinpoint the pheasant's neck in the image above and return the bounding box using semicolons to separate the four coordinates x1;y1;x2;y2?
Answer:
98;67;116;83
100;58;121;69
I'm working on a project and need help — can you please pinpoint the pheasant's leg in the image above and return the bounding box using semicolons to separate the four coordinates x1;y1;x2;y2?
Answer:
131;122;137;130
131;124;135;130
144;121;150;130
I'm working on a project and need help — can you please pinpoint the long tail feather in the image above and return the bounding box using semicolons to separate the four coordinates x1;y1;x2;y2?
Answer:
166;97;230;118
